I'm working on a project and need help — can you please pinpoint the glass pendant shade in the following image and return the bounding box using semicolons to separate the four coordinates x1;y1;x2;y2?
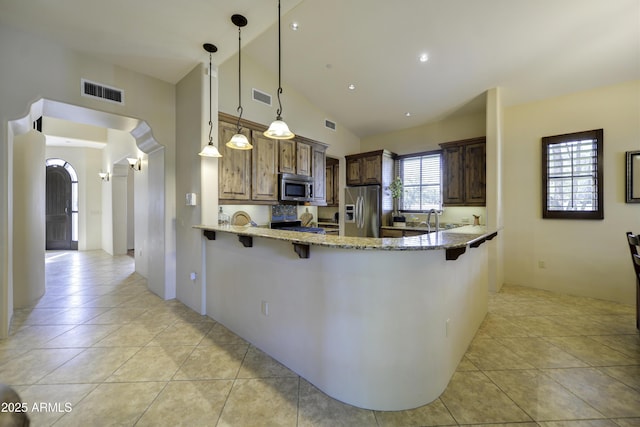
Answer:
199;43;222;158
226;133;252;150
199;143;222;157
264;119;295;140
264;1;295;141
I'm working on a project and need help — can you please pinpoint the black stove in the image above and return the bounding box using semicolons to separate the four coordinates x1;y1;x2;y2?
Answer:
270;220;325;234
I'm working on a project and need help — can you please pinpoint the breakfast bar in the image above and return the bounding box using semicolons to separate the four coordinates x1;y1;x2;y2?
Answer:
196;224;497;411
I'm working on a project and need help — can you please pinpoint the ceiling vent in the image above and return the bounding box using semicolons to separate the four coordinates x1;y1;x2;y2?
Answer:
252;88;272;106
324;119;337;131
81;79;124;105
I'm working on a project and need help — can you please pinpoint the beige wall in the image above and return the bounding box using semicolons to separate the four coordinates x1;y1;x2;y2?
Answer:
1;24;176;335
176;63;207;314
218;53;360;159
503;79;640;303
361;111;486;155
13;131;45;308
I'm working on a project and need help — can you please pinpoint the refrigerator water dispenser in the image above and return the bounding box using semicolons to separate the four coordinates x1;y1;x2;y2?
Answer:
344;204;355;223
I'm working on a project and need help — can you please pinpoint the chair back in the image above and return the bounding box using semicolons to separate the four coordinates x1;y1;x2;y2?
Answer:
628;232;640;277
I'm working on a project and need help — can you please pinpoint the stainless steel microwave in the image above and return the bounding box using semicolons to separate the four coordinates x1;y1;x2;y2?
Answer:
279;173;313;202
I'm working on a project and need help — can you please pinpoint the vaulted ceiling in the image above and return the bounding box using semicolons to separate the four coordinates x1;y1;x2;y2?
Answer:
1;0;638;137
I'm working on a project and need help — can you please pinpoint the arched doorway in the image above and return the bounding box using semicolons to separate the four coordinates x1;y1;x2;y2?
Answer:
2;98;171;339
45;158;78;250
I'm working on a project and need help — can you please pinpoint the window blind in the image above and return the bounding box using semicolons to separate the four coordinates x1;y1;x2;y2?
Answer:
399;152;441;210
542;128;603;220
546;139;598;212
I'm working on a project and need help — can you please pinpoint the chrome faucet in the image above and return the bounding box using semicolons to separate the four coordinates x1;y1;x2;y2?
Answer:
427;209;440;233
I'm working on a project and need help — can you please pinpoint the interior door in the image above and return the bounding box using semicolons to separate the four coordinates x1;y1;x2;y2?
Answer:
46;165;74;250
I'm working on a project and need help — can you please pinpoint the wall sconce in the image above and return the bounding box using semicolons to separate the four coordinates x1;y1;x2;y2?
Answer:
127;157;141;171
98;172;110;181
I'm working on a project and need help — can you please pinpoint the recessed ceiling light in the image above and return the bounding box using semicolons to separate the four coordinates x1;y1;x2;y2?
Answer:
348;84;356;90
290;22;299;31
405;112;411;117
419;53;429;63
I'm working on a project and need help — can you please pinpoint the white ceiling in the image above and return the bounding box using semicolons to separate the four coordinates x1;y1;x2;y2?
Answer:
1;0;638;138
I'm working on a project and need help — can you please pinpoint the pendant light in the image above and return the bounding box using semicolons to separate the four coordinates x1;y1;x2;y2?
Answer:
199;43;223;157
264;0;295;140
226;14;252;150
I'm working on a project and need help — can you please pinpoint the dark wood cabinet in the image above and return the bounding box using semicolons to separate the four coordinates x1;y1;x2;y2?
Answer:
218;112;327;205
218;121;251;201
345;149;395;225
311;144;327;205
296;141;311;176
464;141;486;205
325;157;339;206
252;132;279;201
345;150;394;186
440;137;486;206
278;139;296;174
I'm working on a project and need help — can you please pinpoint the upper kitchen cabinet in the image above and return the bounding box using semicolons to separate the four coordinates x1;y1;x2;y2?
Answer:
345;150;395;186
311;143;327;205
218;112;328;205
252;132;279;201
296;141;312;176
278;139;296;174
325;157;339;206
218;120;251;201
440;137;486;206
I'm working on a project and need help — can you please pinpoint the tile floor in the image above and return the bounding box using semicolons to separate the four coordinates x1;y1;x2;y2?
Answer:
1;250;639;426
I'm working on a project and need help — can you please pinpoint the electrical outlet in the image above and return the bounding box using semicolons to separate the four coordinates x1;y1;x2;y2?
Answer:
190;272;197;281
538;261;546;269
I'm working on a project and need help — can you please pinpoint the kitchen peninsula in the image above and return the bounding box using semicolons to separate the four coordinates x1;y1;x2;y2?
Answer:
196;224;497;410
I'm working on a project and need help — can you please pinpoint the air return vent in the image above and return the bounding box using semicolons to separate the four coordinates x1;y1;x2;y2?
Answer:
252;88;272;106
81;79;124;105
324;119;337;131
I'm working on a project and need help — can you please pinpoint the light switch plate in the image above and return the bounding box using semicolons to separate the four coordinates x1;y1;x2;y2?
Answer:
186;193;197;206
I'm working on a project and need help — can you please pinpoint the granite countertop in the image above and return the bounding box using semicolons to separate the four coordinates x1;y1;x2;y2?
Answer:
381;223;469;232
194;224;494;252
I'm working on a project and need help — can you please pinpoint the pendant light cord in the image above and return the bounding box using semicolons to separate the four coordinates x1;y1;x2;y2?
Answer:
208;52;214;144
236;25;244;132
276;0;284;121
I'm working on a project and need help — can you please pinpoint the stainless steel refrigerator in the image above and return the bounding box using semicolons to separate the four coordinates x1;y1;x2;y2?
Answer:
344;185;381;237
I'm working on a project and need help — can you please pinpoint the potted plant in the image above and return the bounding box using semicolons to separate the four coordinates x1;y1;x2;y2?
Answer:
389;176;405;225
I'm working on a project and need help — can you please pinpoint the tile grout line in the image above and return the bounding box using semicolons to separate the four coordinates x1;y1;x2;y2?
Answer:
214;341;251;426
